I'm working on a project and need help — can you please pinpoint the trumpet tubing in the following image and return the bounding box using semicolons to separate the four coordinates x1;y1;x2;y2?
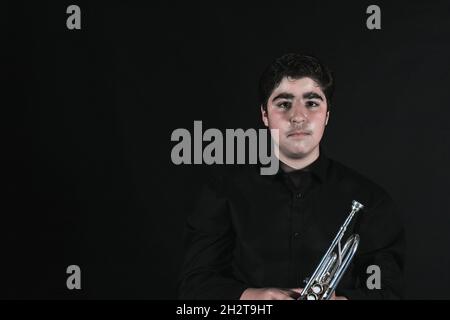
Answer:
299;200;364;300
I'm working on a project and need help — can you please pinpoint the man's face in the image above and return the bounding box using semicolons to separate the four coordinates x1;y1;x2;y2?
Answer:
261;77;329;162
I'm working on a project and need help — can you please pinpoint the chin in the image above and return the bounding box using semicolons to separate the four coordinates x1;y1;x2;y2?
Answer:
280;142;318;159
289;144;310;155
282;148;310;159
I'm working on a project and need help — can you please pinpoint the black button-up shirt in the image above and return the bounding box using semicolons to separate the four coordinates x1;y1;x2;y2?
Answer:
178;151;405;300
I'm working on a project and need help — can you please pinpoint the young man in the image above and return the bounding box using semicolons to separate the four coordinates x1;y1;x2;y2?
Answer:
178;53;405;300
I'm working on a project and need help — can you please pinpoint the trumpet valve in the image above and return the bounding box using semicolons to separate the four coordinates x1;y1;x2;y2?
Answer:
306;293;318;300
311;284;323;295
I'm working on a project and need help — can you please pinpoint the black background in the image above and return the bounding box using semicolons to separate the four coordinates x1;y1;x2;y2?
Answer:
4;1;450;299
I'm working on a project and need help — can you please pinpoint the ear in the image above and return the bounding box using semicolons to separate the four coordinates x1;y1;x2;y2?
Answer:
325;111;330;126
261;105;269;127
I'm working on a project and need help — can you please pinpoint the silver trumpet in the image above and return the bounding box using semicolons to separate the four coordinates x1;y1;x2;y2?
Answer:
299;200;364;300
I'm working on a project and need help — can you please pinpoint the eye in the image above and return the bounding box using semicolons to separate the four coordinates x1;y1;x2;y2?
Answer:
306;101;319;108
277;101;291;109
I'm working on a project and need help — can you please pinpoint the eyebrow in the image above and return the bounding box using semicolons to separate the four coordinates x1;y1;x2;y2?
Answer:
303;92;324;101
272;91;324;102
272;92;295;101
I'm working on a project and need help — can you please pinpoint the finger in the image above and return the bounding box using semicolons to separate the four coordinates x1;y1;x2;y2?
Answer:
290;288;303;294
286;288;303;299
280;294;295;300
277;290;295;300
330;292;349;300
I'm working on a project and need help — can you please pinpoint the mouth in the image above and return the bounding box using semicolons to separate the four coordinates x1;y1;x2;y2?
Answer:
287;130;312;138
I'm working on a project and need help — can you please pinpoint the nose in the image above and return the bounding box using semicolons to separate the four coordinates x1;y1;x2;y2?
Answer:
289;103;308;124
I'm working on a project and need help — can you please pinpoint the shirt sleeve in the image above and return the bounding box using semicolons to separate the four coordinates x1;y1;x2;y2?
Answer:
336;193;406;300
177;174;248;300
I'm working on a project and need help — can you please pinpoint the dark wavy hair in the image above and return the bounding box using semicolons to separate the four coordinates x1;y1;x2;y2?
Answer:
258;53;334;111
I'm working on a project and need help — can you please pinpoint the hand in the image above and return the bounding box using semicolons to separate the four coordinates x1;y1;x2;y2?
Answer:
311;292;348;300
239;287;303;300
330;293;348;300
239;288;348;300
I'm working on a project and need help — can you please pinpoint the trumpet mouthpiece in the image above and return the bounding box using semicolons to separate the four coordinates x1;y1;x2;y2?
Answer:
351;200;364;212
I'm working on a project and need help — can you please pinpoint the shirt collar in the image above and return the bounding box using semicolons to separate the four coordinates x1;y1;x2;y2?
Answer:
305;149;329;183
266;147;330;183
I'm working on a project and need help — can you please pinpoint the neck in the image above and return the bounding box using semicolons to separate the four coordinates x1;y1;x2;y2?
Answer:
278;147;320;173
